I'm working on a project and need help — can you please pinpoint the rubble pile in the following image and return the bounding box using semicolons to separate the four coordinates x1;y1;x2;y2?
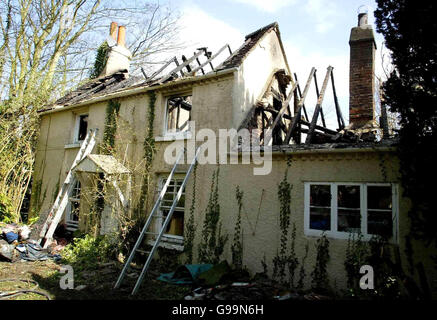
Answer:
0;222;70;263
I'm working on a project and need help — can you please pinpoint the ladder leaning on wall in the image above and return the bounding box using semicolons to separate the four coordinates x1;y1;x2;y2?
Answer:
38;129;98;249
114;146;201;295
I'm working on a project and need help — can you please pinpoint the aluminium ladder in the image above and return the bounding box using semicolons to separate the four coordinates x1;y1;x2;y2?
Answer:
114;146;201;295
39;129;98;248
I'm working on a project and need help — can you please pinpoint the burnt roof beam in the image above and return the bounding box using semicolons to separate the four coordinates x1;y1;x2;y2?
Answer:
305;66;333;144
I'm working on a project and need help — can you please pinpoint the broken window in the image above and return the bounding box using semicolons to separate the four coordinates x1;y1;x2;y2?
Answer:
165;95;192;134
66;179;81;231
157;177;185;241
305;182;397;240
75;114;88;142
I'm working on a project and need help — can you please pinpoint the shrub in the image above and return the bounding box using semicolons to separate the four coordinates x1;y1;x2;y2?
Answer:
0;193;14;223
61;234;117;270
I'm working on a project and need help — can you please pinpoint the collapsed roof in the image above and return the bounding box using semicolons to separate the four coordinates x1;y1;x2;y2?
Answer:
41;23;280;112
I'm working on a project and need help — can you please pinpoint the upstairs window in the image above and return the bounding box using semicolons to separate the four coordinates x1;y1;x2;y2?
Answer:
75;114;88;142
305;182;397;241
165;94;192;134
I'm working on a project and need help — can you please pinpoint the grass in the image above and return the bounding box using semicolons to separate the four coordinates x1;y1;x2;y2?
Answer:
0;259;191;300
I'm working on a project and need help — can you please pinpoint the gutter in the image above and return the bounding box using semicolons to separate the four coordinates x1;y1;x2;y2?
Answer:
236;144;397;156
39;67;238;116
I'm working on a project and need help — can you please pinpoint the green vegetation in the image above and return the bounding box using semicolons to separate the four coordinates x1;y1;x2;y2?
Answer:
198;167;228;264
231;186;244;269
90;42;109;79
311;233;330;292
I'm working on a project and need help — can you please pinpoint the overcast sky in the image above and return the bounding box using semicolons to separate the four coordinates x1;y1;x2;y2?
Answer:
169;0;387;127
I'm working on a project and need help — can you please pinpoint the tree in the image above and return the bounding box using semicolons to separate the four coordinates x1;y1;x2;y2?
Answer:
374;1;437;247
0;0;181;222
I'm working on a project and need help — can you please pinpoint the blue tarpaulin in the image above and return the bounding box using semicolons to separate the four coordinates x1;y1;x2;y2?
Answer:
157;264;213;285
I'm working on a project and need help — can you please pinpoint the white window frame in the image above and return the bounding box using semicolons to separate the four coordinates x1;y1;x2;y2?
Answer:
65;179;81;231
154;175;186;245
163;93;192;138
73;113;89;143
304;182;399;243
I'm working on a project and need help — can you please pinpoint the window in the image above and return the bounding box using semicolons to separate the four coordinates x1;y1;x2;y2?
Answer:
165;94;192;134
305;182;398;241
75;114;88;142
156;176;186;243
66;179;81;231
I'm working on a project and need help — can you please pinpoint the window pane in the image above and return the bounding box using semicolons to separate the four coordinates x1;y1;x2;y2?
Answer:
159;177;185;237
368;211;392;237
310;185;331;231
368;186;392;210
163;210;184;236
368;186;393;237
310;185;331;207
337;185;361;232
71;201;80;221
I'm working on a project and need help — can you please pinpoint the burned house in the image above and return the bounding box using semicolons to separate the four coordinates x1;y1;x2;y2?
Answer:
32;16;436;295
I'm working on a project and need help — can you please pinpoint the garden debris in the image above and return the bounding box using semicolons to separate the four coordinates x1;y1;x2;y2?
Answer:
17;225;31;241
303;292;332;300
18;243;61;262
4;232;18;244
0;240;16;261
75;285;87;291
158;264;213;285
197;261;231;286
178;267;334;301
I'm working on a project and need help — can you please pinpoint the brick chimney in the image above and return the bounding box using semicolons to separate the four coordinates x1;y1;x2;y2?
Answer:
349;11;377;128
100;22;132;77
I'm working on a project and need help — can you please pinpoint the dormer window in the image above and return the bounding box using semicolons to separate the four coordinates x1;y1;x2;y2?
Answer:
165;94;192;134
75;114;88;142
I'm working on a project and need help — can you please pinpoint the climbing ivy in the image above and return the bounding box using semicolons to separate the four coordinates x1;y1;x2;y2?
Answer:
135;91;156;217
311;233;330;292
231;185;244;269
184;162;197;264
90;41;109;79
287;222;299;287
272;160;293;284
344;233;369;291
198;167;228;264
297;241;309;290
29;179;44;219
102;99;121;155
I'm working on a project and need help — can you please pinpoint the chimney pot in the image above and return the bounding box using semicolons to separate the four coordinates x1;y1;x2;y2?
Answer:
117;26;126;47
99;24;131;77
110;22;118;41
358;13;368;27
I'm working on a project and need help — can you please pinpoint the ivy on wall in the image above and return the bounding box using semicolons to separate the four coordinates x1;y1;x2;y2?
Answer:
184;162;197;264
198;167;228;264
231;185;244;269
135;91;156;218
311;233;330;292
101;99;121;155
273;158;294;284
29;179;46;220
90;42;109;79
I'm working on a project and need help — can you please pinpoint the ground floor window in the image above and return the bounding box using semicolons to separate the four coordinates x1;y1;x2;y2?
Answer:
66;179;81;231
304;182;398;241
156;176;185;243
